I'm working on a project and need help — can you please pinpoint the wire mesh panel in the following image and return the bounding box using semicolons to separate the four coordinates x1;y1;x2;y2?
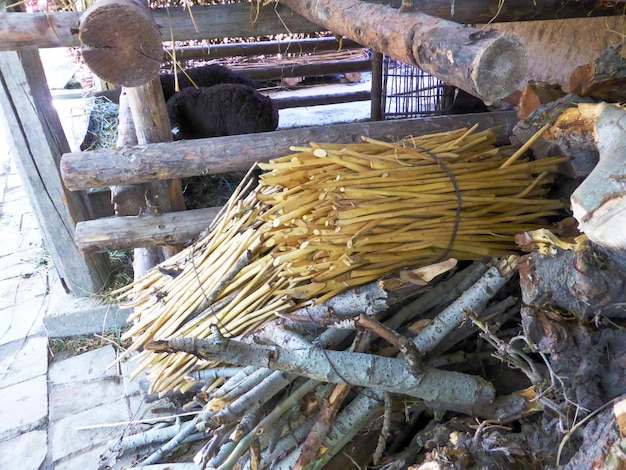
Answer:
382;56;446;119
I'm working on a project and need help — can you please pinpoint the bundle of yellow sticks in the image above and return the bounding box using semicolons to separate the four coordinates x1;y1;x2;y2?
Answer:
115;124;567;394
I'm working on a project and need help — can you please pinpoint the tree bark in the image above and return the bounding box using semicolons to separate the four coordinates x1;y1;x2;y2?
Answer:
279;0;527;103
61;110;518;190
147;337;496;408
79;0;162;87
75;206;221;252
571;103;626;249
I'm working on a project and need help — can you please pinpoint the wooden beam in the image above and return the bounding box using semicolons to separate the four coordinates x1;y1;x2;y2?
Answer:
61;110;517;190
274;91;371;110
279;0;527;103
164;37;363;62
75;207;221;252
2;1;624;50
0;4;324;50
232;58;371;81
0;50;110;295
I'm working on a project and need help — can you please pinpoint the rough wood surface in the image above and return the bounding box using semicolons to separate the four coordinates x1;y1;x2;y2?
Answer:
280;0;527;103
125;77;187;267
79;0;162;87
569;43;626;102
61;110;517;190
511;95;598;178
517;81;566;120
571;103;626;249
75;207;221;252
0;50;110;295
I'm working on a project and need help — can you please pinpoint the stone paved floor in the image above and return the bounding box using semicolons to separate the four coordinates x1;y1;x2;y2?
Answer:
0;146;131;469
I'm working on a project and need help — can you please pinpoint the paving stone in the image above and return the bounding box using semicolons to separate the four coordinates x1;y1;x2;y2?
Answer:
0;430;47;470
120;353;150;397
49;397;130;462
0;374;48;441
48;345;118;386
0;335;48;389
0;247;48;280
52;444;107;470
0;270;49;313
49;376;127;421
0;295;47;346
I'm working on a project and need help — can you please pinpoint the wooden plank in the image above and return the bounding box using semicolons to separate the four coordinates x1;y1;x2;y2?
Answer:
1;2;624;50
280;0;527;103
0;4;324;50
274;91;371;110
75;207;221;252
234;58;371;81
0;50;110;295
61;110;517;190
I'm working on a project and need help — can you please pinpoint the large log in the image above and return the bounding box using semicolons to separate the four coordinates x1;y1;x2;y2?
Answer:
1;1;624;50
79;0;162;87
61;110;517;190
75;207;221;252
279;0;527;103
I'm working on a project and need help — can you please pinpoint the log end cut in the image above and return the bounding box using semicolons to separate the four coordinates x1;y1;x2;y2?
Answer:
79;0;162;87
472;33;528;105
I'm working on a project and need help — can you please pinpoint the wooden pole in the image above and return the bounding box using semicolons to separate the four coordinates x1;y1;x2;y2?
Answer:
75;207;221;252
370;52;384;121
164;37;363;62
279;0;527;103
61;111;518;190
125;77;187;267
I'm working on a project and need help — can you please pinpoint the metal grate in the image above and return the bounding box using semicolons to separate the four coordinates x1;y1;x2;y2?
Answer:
382;56;445;119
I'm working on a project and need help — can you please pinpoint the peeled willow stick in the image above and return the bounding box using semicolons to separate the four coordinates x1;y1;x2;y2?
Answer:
117;125;566;394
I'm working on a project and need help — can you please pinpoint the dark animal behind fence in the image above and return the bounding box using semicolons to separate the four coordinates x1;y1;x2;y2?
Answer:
160;64;257;102
166;84;279;141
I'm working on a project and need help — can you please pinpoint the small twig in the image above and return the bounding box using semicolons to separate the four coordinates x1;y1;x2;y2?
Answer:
373;392;393;465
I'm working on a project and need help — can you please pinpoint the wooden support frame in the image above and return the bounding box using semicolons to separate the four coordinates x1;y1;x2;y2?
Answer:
1;2;624;50
0;50;110;295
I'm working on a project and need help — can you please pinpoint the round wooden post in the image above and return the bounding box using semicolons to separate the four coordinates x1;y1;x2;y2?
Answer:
79;0;162;87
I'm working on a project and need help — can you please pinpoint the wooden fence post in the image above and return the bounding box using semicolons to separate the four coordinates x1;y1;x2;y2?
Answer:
0;49;110;295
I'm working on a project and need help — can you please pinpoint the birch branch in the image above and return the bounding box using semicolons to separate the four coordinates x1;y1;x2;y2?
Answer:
412;255;518;354
146;337;495;408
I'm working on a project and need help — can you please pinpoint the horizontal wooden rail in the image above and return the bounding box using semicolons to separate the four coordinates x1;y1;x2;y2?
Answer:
164;37;364;62
61;111;517;190
275;91;372;109
76;207;221;252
